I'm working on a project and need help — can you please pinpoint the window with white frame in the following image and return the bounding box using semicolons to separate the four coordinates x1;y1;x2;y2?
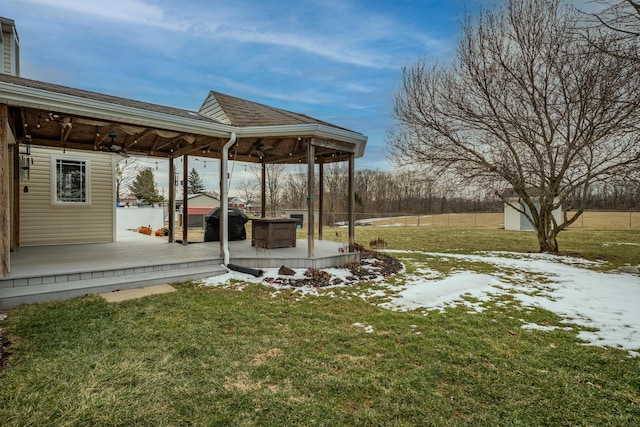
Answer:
51;155;91;206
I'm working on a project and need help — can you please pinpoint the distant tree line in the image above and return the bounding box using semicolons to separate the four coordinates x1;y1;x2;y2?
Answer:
249;164;639;218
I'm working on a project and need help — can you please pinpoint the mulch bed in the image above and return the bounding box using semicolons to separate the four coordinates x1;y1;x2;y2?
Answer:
264;247;403;288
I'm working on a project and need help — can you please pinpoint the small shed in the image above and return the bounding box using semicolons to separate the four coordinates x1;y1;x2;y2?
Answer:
177;193;220;228
503;189;562;231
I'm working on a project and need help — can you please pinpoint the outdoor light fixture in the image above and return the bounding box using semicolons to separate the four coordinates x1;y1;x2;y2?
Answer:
106;131;123;152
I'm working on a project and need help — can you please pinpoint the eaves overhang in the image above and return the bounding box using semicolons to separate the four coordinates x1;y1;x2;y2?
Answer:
236;123;368;158
0;80;234;138
0;79;368;159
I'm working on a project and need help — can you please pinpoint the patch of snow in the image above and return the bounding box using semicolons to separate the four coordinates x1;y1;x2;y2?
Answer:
521;323;573;332
201;250;640;356
380;271;500;313
353;322;374;333
383;251;640;355
603;242;640;247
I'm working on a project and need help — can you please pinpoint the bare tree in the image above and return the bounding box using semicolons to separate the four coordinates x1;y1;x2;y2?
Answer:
115;158;142;203
236;177;260;205
582;0;640;61
323;163;348;217
588;0;640;36
250;163;286;216
281;165;307;209
354;169;380;212
389;0;640;252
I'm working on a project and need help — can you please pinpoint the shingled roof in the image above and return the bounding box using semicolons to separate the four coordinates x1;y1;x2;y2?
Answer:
0;73;223;125
199;90;353;131
0;73;367;163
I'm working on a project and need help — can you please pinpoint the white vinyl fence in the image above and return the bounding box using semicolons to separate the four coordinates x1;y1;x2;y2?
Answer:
116;206;165;231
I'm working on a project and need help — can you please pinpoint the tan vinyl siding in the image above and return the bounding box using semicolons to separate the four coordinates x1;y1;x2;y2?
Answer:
2;28;11;75
3;40;9;75
1;30;7;75
19;146;115;246
199;93;231;124
1;19;19;76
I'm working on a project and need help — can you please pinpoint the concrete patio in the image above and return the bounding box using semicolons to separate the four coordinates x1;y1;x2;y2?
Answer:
0;230;358;309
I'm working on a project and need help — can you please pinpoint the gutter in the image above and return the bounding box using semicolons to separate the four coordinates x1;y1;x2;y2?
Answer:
219;131;237;265
0;80;234;138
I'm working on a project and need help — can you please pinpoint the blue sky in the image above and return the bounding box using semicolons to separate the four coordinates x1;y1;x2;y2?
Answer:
4;0;498;192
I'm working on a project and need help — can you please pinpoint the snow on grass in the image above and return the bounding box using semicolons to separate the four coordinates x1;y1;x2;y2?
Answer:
380;271;501;313
385;250;640;355
353;322;374;333
202;251;640;355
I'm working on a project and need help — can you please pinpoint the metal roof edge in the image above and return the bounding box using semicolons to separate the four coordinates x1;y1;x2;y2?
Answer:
0;81;235;137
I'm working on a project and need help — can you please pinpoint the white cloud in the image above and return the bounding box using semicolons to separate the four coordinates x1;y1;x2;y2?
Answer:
20;0;184;30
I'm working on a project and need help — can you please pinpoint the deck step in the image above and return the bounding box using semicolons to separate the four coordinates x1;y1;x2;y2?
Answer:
0;264;227;309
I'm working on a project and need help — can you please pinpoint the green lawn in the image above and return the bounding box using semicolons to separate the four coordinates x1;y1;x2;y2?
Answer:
1;227;639;426
328;226;640;270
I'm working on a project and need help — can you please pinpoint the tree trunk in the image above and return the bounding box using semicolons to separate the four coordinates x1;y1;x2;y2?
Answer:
536;221;559;253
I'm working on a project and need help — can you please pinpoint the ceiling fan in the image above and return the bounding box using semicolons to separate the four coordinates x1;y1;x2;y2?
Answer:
249;141;273;158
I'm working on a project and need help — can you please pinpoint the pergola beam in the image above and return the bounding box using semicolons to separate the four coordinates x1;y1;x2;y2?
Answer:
311;137;355;154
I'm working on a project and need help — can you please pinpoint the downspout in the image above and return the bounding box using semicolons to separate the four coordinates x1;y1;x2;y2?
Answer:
219;132;236;266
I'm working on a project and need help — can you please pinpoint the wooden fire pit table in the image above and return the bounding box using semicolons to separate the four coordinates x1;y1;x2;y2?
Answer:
250;218;299;249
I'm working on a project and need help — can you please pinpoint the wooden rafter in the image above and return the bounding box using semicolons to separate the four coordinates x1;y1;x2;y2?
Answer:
60;117;73;142
154;135;185;152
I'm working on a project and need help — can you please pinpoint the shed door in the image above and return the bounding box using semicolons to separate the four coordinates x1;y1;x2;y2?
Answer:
519;201;537;230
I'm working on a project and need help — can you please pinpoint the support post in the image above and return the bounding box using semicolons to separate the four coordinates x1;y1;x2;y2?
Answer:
318;161;324;240
307;140;315;258
261;162;266;218
348;152;355;248
12;132;19;252
168;156;175;243
1;104;10;277
182;154;188;245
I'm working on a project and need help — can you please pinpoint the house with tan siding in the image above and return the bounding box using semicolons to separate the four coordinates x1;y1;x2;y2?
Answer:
0;17;367;306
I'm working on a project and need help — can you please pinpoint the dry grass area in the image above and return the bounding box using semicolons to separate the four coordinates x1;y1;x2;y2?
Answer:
572;211;640;229
355;211;640;229
358;212;503;228
169;211;639;244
